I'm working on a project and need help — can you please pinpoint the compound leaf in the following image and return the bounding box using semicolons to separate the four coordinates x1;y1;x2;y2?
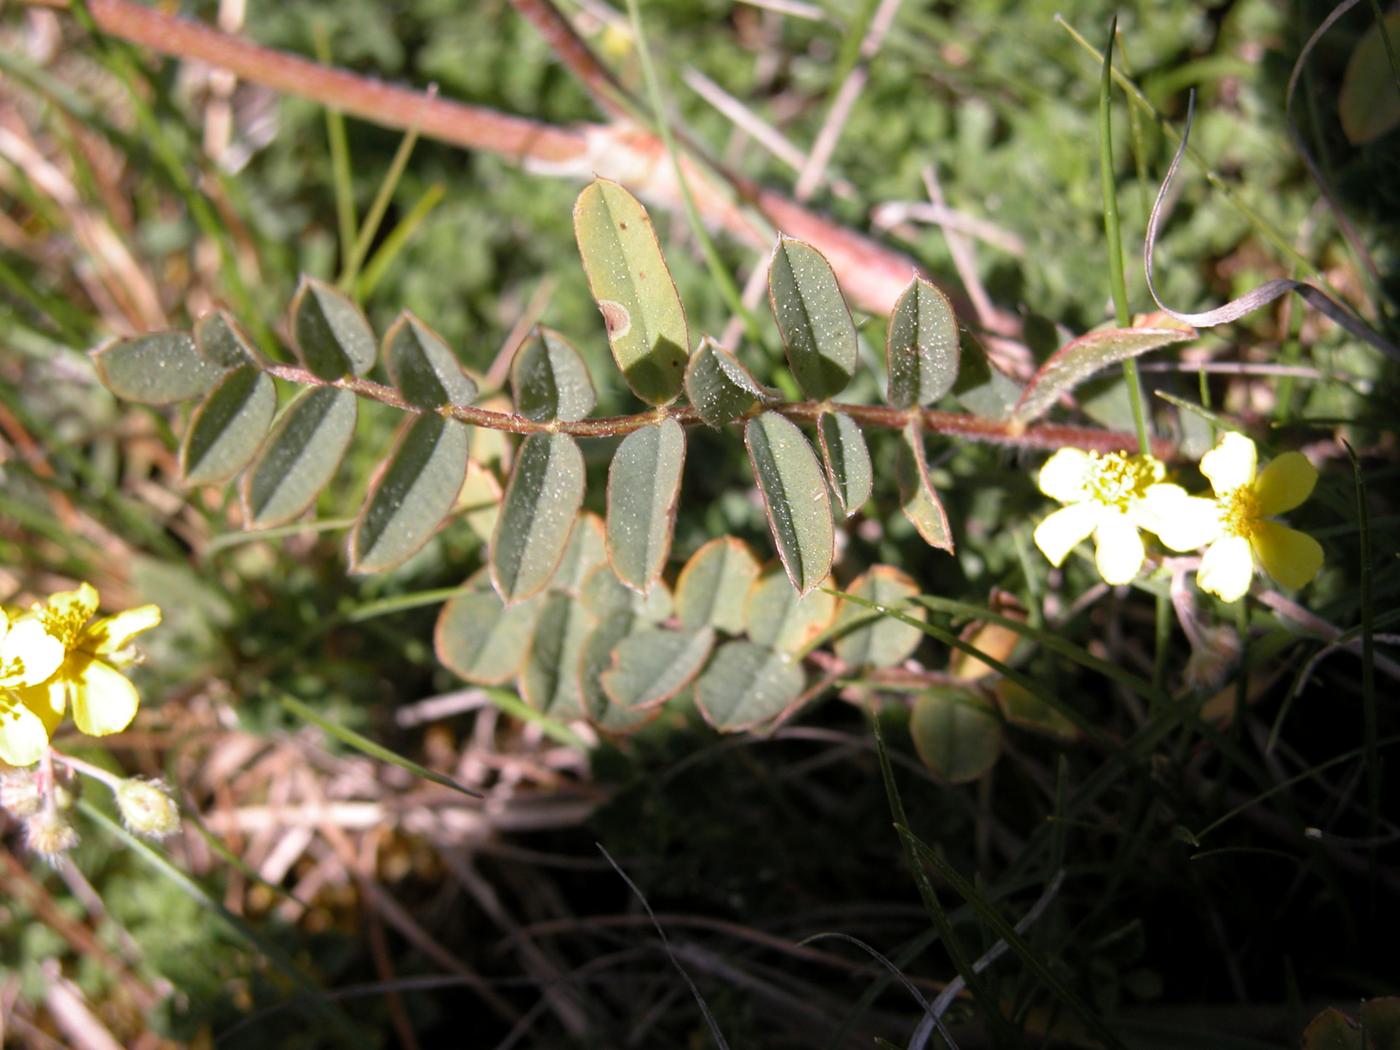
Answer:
606;417;686;592
745;411;834;595
92;331;224;405
291;275;376;380
512;327;596;422
684;338;768;427
180;366;277;485
491;432;587;604
817;411;873;516
886;276;959;408
768;237;857;399
384;312;477;408
242;386;357;528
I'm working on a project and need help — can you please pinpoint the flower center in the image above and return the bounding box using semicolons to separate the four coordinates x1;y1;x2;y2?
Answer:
36;606;85;649
1087;453;1164;511
1218;486;1260;538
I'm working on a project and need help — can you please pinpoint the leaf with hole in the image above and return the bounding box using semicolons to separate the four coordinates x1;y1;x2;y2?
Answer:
601;626;714;710
745;411;834;595
1012;325;1195;424
194;310;260;368
606;417;686;592
897;425;954;552
573;179;689;405
384;312;477;408
768;237;857;399
744;566;836;653
675;537;760;633
434;572;544;685
695;640;805;732
684;338;768;427
886;276;959;408
832;567;924;668
241;386;358;528
817;412;872;516
180;366;277;485
511;327;596;422
491;432;587;604
349;415;470;574
910;688;1003;784
92;331;225;405
521;592;596;718
291;275;376;380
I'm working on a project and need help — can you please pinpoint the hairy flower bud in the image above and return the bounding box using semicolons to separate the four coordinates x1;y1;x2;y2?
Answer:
115;778;180;838
0;770;43;817
25;810;79;862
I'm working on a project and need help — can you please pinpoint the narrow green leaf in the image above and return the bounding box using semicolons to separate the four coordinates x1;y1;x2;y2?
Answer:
434;573;545;684
491;432;587;603
241;386;357;528
384;311;477;408
180;366;277;485
767;237;858;399
194;310;260;367
602;626;714;710
832;566;924;668
511;327;596;422
744;565;837;653
695;639;805;732
886;276;960;408
896;425;954;552
91;330;224;404
573;178;689;405
683;337;768;427
291;274;376;380
909;688;1004;784
817;411;873;516
606;417;686;592
550;512;608;595
675;536;760;633
1012;326;1195;423
745;411;834;595
521;591;596;718
279;694;480;798
579;615;656;734
581;563;672;622
349;415;469;574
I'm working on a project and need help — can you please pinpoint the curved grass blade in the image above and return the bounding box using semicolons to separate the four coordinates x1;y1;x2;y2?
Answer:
606;417;686;592
91;330;224;404
886;276;960;408
684;337;769;427
180;366;277;485
291;275;376;379
491;432;587;603
817;411;873;516
1012;326;1195;424
745;411;834;595
694;639;805;732
675;536;761;633
512;327;596;422
241;386;357;528
897;425;954;552
349;415;470;574
384;311;477;408
768;236;857;399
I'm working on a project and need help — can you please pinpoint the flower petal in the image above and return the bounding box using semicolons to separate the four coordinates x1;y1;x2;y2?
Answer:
41;582;100;624
69;658;140;737
0;618;65;686
1138;484;1221;552
1092;512;1146;585
86;605;162;656
1038;449;1093;503
1199;432;1257;496
1251;521;1323;591
1253;452;1317;516
1033;503;1100;567
0;695;53;767
13;678;67;736
1197;535;1254;602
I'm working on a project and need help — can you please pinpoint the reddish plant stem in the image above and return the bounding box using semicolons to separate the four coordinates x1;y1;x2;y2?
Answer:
263;363;1172;456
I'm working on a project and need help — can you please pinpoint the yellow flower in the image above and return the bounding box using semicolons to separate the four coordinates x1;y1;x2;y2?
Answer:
1;609;66;767
1146;432;1322;603
1;584;161;767
1032;448;1177;585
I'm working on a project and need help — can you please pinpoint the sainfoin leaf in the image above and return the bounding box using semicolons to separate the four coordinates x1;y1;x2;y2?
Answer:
896;425;954;552
194;310;260;368
909;687;1003;784
291;275;376;380
817;412;873;516
384;312;477;408
601;626;714;710
745;411;834;595
92;331;225;404
744;566;836;654
573;178;689;405
512;327;596;422
606;417;686;592
581;563;672;622
435;574;544;685
241;386;358;528
1012;326;1195;423
349;415;470;573
684;338;768;427
767;237;857;399
521;592;596;718
491;432;587;603
180;366;277;485
549;512;608;596
579;616;656;734
832;566;925;668
695;640;805;732
675;537;760;634
886;276;960;408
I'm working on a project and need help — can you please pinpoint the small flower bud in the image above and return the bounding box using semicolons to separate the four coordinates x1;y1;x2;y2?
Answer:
114;778;180;838
0;770;43;817
25;810;79;862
